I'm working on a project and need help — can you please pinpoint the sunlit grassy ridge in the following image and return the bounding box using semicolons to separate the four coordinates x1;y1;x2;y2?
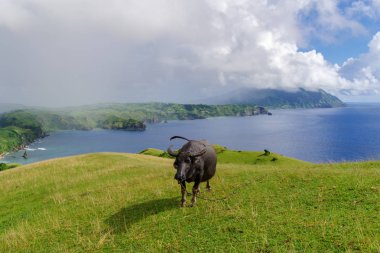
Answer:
140;145;311;167
0;151;379;252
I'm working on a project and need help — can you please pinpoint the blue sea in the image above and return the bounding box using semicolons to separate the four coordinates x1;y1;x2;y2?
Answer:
2;103;380;164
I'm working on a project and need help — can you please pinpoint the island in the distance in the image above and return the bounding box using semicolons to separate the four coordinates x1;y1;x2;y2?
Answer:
0;88;344;156
200;88;345;108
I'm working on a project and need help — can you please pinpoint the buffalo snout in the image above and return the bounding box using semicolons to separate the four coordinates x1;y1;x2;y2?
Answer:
174;172;185;181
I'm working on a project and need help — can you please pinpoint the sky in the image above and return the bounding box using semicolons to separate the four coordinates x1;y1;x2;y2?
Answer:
0;0;379;106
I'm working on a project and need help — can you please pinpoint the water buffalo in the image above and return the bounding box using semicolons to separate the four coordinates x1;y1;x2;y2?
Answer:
167;136;217;207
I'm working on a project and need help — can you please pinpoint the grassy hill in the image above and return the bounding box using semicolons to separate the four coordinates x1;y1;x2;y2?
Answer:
0;151;379;252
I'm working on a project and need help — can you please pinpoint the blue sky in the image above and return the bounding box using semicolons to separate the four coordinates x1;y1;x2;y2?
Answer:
305;5;380;65
0;0;379;106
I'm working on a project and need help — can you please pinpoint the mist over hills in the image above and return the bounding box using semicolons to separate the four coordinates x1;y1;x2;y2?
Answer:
0;88;344;114
201;88;345;108
0;103;27;113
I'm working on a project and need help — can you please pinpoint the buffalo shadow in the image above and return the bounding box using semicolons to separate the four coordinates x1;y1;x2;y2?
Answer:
106;197;178;234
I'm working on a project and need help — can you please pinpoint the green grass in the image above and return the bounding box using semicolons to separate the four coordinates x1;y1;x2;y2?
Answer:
0;152;379;252
139;148;172;159
141;145;311;167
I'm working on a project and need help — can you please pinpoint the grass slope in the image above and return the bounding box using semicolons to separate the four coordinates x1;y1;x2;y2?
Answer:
0;152;379;252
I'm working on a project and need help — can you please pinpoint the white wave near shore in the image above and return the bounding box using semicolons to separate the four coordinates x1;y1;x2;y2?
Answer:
24;147;47;151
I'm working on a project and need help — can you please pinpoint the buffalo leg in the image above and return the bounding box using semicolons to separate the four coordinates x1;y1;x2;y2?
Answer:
206;180;211;191
190;181;201;207
180;181;186;207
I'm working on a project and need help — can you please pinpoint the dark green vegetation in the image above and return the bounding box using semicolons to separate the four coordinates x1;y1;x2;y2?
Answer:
101;116;146;131
0;151;378;252
0;103;267;154
207;88;345;108
0;162;19;171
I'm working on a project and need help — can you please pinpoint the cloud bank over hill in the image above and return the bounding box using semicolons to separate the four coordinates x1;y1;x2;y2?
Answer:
339;32;380;96
0;0;379;106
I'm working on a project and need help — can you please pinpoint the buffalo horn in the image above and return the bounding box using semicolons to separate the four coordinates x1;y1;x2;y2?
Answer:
170;136;190;141
167;145;179;157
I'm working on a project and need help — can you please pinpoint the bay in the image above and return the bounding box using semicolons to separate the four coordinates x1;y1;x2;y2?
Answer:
2;103;380;164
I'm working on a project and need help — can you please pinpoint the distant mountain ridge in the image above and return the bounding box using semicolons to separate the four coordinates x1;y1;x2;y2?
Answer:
205;88;345;108
0;103;26;114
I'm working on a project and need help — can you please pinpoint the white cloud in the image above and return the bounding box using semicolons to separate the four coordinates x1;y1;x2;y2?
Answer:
346;0;380;19
339;32;380;95
0;0;378;105
0;0;32;30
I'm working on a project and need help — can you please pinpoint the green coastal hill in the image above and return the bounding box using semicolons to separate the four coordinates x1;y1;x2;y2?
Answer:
0;149;378;252
205;88;345;108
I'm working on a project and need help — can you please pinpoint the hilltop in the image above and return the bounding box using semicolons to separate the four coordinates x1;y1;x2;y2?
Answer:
0;150;378;252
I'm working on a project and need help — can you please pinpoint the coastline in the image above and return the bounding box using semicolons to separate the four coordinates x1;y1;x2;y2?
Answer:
0;152;9;161
0;143;28;162
0;107;269;158
2;104;380;165
0;103;372;166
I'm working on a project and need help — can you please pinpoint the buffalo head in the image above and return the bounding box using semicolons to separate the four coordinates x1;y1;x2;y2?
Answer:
167;137;206;182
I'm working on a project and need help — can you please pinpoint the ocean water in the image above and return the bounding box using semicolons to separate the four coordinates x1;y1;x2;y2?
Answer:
2;103;380;164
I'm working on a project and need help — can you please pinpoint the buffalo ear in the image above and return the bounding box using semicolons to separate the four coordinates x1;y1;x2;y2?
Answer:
188;143;207;157
189;147;206;157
